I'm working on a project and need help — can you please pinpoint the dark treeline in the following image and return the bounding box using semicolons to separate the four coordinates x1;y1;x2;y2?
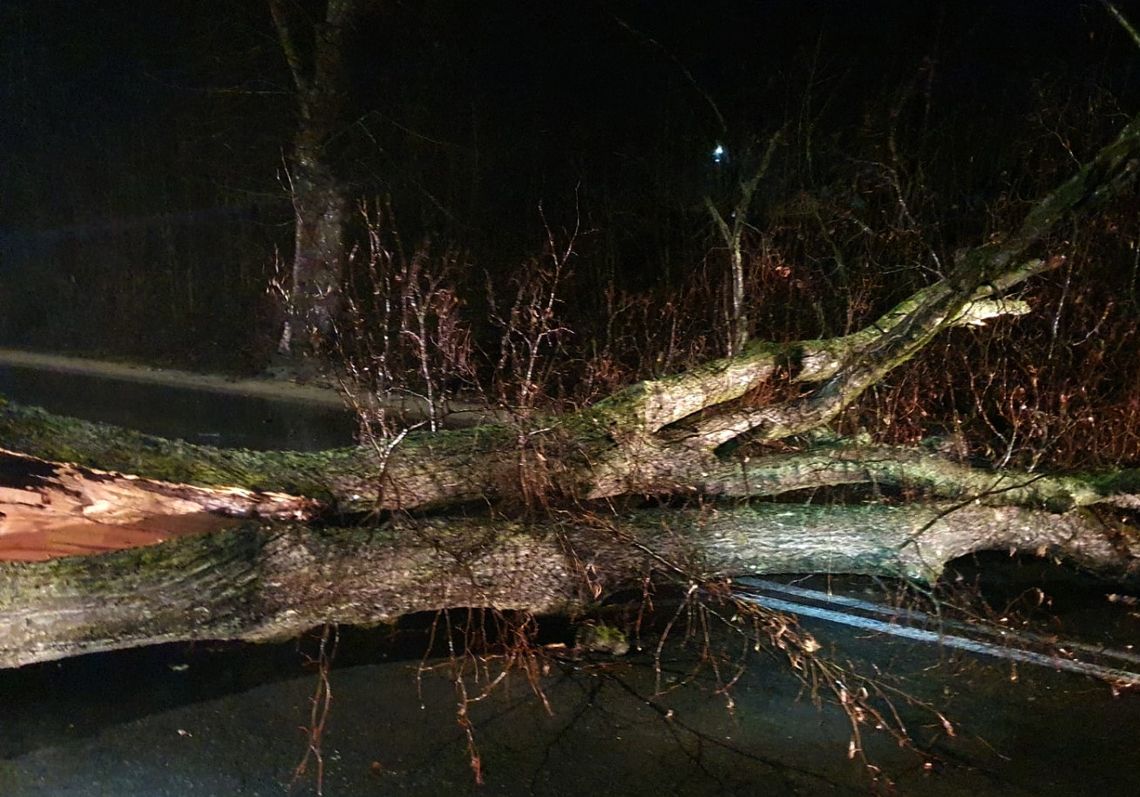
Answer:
0;0;1137;468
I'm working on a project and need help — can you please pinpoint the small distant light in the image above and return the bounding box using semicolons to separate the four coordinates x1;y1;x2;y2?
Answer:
712;143;726;164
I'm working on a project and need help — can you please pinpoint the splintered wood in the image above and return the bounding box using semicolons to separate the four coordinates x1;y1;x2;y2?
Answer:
0;448;315;561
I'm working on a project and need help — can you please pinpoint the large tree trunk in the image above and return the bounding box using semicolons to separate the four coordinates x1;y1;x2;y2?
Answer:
269;0;364;357
0;444;1135;669
1;110;1138;669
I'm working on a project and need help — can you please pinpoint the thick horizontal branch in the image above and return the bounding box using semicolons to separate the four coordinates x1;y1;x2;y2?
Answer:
2;501;1135;669
5;398;1139;520
0;399;520;513
686;443;1140;510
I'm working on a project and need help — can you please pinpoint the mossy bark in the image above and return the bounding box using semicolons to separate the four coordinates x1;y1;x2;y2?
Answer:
1;501;1135;669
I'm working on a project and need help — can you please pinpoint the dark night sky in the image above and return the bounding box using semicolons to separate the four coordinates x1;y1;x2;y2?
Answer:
0;0;1136;361
1;0;1130;223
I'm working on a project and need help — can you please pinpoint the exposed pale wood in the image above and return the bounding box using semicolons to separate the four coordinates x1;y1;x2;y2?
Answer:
0;449;315;561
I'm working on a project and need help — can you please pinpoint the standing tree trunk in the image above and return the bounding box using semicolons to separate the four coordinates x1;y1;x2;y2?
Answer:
704;132;783;356
269;0;365;358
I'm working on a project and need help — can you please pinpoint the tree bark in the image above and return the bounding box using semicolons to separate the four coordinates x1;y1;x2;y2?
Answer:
269;0;365;357
1;486;1136;669
0;109;1137;669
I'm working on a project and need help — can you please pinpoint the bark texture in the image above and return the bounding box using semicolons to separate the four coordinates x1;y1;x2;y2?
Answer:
1;498;1136;669
270;0;365;356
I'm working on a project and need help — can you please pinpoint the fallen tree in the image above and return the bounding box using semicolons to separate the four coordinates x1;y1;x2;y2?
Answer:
0;455;1134;669
1;109;1138;670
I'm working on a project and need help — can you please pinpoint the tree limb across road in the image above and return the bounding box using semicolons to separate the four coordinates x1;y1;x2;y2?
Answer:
0;110;1138;669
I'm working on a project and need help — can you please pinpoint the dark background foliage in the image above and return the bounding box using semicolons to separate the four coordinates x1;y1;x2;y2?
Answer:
0;0;1137;466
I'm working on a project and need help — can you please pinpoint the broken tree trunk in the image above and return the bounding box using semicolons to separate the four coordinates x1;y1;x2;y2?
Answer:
0;109;1138;669
0;448;315;561
0;435;1136;669
1;444;1136;669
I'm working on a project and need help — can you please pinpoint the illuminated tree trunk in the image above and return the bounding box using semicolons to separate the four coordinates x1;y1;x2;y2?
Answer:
0;474;1133;669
